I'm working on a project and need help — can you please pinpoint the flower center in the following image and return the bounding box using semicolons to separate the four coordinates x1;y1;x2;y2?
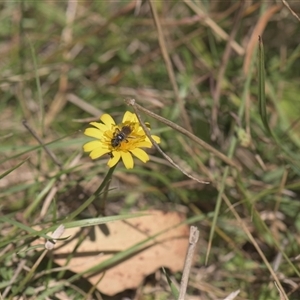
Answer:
109;122;139;150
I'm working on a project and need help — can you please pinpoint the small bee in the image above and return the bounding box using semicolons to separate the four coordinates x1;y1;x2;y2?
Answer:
111;125;133;148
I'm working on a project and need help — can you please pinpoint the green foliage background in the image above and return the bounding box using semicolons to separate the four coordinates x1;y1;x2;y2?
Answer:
1;1;300;299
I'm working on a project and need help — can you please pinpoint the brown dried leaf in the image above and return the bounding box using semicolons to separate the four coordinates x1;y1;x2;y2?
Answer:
52;210;189;295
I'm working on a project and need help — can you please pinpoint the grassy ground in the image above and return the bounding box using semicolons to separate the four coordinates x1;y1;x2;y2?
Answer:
1;1;300;299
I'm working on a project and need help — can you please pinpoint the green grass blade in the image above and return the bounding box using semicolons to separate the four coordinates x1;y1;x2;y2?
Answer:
0;158;28;180
162;267;179;299
258;36;273;137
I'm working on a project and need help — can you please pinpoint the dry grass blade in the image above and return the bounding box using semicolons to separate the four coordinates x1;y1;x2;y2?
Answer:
148;0;193;133
67;93;103;117
222;194;289;300
178;226;199;300
281;0;300;22
127;98;209;184
183;0;245;55
243;4;282;74
45;0;78;128
126;98;239;170
223;289;240;300
22;120;62;168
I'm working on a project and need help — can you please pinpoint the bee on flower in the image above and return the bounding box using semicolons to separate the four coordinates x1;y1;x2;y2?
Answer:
83;111;160;169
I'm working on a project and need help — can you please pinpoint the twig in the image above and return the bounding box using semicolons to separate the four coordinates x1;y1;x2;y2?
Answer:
281;0;300;22
178;226;199;300
125;98;239;170
2;260;26;298
22;120;62;168
126;98;209;184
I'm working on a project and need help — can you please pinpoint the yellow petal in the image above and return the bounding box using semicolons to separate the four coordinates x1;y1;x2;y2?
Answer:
121;151;134;169
122;111;134;123
100;114;115;127
89;122;108;132
135;141;153;148
84;128;103;139
90;148;111;159
144;135;160;144
151;135;160;143
131;113;139;123
130;148;149;163
83;141;103;152
107;151;121;168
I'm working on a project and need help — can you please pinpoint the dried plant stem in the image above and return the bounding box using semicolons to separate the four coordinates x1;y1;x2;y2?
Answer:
148;0;193;133
125;98;239;170
281;0;300;22
126;98;209;184
2;260;26;298
178;226;199;300
22;120;62;168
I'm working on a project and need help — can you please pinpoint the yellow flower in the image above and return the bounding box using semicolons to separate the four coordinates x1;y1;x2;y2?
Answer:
83;111;160;169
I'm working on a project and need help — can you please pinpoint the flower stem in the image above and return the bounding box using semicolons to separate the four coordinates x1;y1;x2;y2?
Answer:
67;164;117;221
